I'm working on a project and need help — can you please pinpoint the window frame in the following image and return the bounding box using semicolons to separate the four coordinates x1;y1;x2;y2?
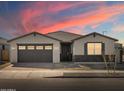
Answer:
86;42;103;55
36;45;44;50
18;45;26;50
27;45;35;50
44;45;53;50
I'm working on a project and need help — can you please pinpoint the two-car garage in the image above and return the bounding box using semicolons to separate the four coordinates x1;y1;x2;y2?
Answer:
8;32;61;63
18;44;53;63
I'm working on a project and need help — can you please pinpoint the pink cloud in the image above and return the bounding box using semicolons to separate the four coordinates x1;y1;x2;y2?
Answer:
20;2;104;33
35;4;124;34
17;2;124;35
47;2;98;12
90;24;100;29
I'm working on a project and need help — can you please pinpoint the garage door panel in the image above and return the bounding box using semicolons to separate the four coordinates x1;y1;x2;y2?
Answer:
18;50;36;62
18;44;53;62
41;50;52;62
34;50;52;62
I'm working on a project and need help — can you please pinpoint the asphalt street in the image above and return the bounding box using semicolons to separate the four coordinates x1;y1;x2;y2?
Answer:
0;78;124;91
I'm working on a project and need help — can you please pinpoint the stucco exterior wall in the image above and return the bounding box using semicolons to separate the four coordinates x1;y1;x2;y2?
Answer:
9;34;60;63
0;38;7;44
73;34;116;56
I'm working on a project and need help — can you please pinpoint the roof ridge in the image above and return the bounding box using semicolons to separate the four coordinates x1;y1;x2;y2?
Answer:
46;31;83;36
72;32;118;41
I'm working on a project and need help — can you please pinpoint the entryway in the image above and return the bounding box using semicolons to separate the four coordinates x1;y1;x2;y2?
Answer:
60;43;72;62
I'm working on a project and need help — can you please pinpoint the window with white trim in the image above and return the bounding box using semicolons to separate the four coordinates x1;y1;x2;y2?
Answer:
36;46;43;50
18;46;26;50
87;43;102;55
27;46;35;50
45;45;52;50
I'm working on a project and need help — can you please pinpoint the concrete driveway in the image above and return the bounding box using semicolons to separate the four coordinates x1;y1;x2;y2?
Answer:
1;63;124;79
0;63;91;79
0;63;65;79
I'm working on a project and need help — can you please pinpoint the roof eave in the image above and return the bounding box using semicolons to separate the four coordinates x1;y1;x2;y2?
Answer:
8;32;62;42
72;32;118;42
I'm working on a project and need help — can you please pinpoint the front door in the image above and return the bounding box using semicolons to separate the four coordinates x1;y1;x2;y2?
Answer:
60;43;72;62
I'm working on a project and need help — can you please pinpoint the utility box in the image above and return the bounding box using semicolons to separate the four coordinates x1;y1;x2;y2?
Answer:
122;47;124;62
115;43;123;63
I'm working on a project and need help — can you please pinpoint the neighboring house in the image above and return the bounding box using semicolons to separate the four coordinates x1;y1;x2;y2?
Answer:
122;47;124;62
8;31;120;63
0;37;9;62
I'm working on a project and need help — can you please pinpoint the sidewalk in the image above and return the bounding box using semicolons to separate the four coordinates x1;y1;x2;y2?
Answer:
1;69;124;79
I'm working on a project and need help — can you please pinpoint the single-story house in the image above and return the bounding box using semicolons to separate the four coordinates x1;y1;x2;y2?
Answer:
0;37;9;62
8;31;121;63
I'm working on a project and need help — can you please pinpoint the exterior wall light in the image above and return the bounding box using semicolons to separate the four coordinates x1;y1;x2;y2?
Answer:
11;47;15;50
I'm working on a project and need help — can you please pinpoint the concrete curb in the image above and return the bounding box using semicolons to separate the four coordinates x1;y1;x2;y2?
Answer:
0;63;11;70
1;71;124;79
52;73;124;78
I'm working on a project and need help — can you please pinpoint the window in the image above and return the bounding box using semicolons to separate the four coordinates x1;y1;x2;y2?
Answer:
87;43;102;55
36;46;43;50
27;46;35;50
19;46;26;50
45;45;52;50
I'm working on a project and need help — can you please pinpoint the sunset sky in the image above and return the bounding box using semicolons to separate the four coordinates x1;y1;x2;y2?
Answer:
0;1;124;45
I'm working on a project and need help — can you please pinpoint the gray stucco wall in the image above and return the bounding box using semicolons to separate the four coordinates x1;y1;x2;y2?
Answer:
73;34;117;59
0;39;7;44
9;34;60;63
